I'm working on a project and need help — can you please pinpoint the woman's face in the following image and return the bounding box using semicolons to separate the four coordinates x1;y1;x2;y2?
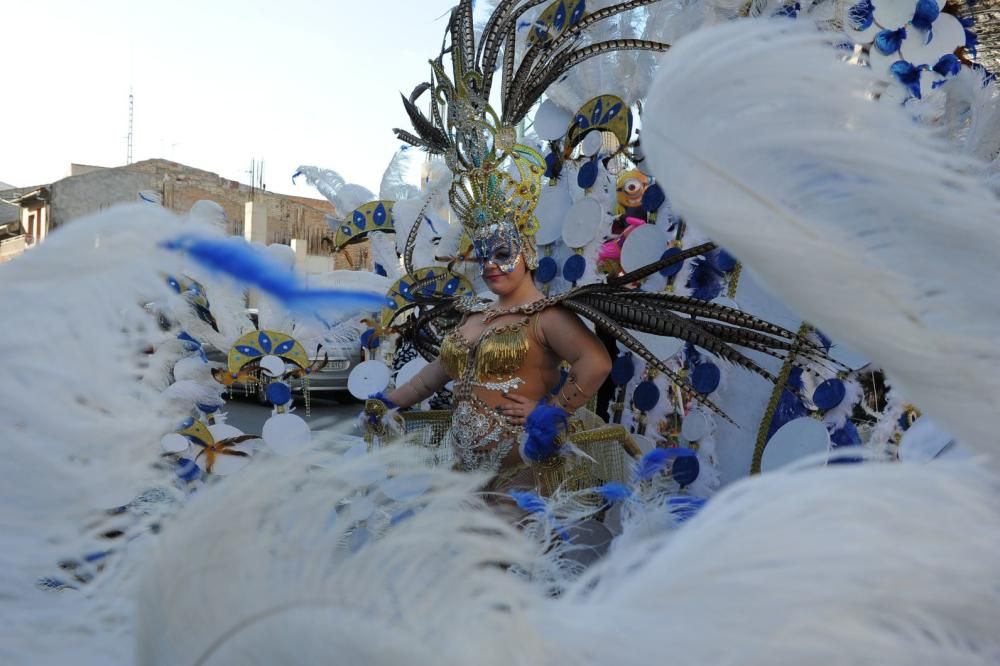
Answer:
482;252;527;296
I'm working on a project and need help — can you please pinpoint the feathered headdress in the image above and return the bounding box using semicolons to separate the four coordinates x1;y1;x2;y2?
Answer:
393;0;672;270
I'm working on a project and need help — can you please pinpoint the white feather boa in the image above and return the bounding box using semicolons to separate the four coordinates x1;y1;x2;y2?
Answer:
641;20;1000;464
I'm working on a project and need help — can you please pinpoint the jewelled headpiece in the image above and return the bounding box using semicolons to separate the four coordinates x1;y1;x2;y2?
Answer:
394;0;669;273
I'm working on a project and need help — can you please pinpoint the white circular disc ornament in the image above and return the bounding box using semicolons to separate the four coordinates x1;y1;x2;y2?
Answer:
581;131;604;157
348;360;391;399
899;417;954;461
843;3;879;44
760;417;831;472
535;180;571;245
620;224;670;272
534;99;573;140
161;433;190;454
630;328;684;363
173;356;208;381
900;13;965;65
209;423;245;442
262;412;312;455
632;434;655;454
641;272;667;293
873;0;918;29
209;444;254;475
395;357;428;390
347;496;377;523
379;473;433;501
868;46;898;78
259;354;286;378
681;410;714;442
561;197;604;248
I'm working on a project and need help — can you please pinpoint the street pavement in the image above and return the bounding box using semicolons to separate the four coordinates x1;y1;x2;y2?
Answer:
222;393;362;437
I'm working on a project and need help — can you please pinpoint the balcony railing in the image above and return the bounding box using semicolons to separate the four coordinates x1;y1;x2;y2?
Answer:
0;234;28;261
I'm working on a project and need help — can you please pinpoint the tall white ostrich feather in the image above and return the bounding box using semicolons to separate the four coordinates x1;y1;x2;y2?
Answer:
136;444;557;666
545;460;1000;665
379;147;421;201
641;20;1000;462
292;166;375;215
0;204;210;663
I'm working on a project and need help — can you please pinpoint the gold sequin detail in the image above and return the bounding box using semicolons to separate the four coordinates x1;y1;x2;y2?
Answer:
439;319;530;384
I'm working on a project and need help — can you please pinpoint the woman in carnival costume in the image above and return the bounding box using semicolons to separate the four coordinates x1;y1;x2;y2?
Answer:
363;0;827;493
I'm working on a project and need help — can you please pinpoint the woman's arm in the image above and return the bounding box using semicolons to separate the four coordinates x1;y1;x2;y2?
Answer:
538;307;613;412
381;358;451;409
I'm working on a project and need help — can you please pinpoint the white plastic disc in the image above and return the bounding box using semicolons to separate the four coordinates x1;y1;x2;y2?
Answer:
900;13;965;65
681;410;713;442
760;417;831;472
209;443;254;476
160;433;190;454
209;423;244;442
581;131;604;157
620;224;670;273
641;272;667;293
632;434;655;454
379;473;433;501
534;99;573;140
173;356;208;382
535;180;571;245
347;496;377;523
395;357;428;390
561;197;604;248
843;3;879;44
348;360;391;399
873;0;918;29
259;354;286;378
629;328;684;363
899;417;955;461
262;412;312;456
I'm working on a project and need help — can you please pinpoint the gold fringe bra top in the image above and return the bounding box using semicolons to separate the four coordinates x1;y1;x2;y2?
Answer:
439;317;535;394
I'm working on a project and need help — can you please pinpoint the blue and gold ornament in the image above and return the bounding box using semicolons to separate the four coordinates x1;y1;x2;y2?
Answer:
331;199;395;250
227;330;310;378
566;95;633;153
380;267;475;330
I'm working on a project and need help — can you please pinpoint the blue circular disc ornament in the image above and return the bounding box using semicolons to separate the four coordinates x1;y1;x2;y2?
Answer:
562;254;586;283
671;452;700;486
544;151;559;179
577;159;599;189
813;378;847;411
658;247;684;277
691;363;721;395
266;381;293;406
715;250;738;272
611;354;635;386
176;457;202;482
197;403;220;414
633;380;660;411
642;182;666;212
360;328;380;349
536;256;558;283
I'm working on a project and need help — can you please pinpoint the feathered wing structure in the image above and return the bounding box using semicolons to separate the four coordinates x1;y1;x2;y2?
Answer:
378;147;420;201
547;460;1000;665
642;19;1000;460
136;445;557;666
390;242;828;418
291;166;375;215
0;204;198;664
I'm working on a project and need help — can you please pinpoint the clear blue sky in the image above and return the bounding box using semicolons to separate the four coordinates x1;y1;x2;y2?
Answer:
0;0;460;197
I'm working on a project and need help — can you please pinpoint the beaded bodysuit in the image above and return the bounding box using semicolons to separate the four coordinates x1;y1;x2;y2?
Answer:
440;317;537;474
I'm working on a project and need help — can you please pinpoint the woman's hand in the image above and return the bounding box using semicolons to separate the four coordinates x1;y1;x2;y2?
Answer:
499;393;537;425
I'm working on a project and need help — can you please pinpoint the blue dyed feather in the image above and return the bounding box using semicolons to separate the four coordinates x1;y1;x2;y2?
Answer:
686;255;724;301
667;495;707;523
595;482;633;503
164;235;385;313
522;403;569;462
635;448;671;481
509;490;548;514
